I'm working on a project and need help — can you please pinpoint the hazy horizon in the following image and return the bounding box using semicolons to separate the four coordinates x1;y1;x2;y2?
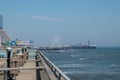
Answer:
0;0;120;47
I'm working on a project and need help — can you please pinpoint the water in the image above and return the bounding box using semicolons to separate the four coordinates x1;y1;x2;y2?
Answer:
43;48;120;80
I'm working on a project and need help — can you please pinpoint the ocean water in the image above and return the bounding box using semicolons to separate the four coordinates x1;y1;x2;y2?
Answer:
43;48;120;80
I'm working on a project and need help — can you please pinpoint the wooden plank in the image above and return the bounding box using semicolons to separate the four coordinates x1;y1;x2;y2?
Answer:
15;59;37;80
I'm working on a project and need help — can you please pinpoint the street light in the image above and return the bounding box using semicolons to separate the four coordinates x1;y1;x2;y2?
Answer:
6;47;13;80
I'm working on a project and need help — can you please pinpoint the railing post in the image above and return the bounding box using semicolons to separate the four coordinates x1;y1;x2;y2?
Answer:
58;73;61;80
22;48;24;53
4;71;7;80
35;54;41;80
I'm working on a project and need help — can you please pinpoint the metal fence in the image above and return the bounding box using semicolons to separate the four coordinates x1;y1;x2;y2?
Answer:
37;50;71;80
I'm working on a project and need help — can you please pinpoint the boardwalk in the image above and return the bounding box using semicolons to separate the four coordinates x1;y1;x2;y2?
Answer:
0;48;71;80
15;59;36;80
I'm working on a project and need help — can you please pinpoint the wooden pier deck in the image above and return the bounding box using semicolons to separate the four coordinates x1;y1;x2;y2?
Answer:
0;47;71;80
15;59;36;80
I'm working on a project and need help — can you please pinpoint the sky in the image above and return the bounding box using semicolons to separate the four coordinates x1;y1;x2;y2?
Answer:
0;0;120;47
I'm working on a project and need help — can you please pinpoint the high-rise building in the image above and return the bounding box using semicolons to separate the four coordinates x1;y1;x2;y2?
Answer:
0;15;3;29
0;15;10;46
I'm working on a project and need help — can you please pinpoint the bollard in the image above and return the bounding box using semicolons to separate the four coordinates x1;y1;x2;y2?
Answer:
22;48;24;53
6;47;13;80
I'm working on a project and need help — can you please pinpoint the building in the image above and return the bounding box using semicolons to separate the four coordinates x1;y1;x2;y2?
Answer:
0;15;3;29
0;15;10;46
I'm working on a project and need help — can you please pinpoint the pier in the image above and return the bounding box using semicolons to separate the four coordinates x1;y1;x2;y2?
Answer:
38;45;96;51
0;47;71;80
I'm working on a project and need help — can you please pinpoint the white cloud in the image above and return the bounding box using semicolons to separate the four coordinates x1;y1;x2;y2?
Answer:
31;16;64;21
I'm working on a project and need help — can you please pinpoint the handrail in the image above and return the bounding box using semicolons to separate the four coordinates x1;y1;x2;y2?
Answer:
37;50;71;80
0;66;44;71
36;51;57;80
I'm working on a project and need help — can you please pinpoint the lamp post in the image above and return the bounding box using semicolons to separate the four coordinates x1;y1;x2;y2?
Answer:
6;47;13;80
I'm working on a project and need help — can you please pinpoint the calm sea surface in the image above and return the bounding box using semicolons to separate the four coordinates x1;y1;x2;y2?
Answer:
43;48;120;80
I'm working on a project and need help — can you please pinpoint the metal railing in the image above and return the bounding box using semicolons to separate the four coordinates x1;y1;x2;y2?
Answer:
37;50;71;80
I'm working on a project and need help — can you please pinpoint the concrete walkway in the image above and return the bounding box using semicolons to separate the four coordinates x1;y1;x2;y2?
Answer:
16;59;36;80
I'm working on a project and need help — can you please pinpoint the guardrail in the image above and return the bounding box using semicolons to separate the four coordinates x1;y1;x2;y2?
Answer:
37;50;71;80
